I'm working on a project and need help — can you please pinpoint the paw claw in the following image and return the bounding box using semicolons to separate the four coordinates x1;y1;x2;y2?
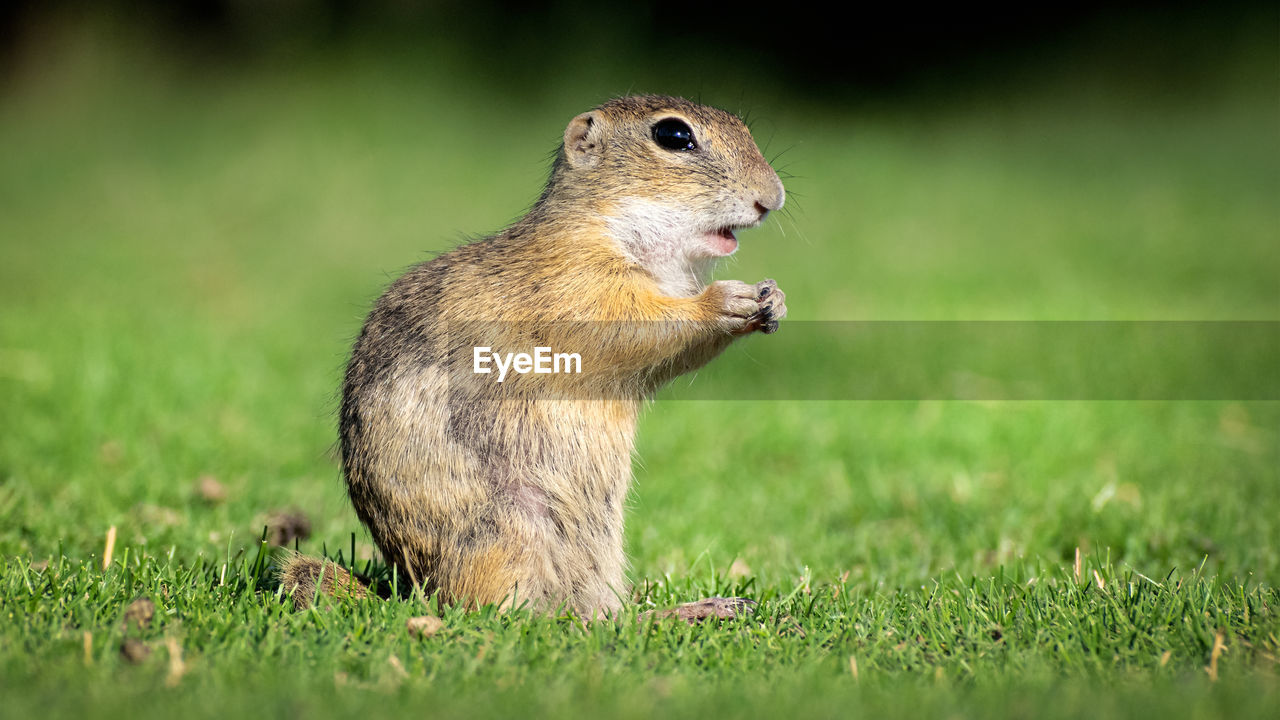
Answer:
750;279;786;333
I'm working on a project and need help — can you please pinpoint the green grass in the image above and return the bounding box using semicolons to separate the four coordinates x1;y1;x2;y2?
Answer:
2;553;1276;718
1;19;1277;719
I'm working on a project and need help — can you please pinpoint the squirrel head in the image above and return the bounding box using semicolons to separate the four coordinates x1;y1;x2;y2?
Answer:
546;95;785;296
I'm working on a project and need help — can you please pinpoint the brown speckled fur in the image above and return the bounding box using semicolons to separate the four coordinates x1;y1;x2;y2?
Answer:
283;95;787;618
279;554;369;609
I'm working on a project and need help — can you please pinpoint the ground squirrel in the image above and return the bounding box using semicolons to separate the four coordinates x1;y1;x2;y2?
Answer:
283;95;787;621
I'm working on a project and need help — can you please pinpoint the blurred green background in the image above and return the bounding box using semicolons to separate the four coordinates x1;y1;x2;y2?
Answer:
1;1;1276;594
1;3;1278;717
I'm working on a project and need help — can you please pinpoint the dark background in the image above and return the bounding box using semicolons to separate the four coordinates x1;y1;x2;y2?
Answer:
2;1;1271;101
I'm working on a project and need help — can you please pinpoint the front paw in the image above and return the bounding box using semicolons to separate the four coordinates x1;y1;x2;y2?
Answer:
709;280;762;335
752;279;787;334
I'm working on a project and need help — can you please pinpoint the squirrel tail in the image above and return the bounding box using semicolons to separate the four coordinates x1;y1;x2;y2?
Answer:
278;551;370;610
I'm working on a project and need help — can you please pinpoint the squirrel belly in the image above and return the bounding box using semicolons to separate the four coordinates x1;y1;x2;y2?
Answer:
281;95;788;617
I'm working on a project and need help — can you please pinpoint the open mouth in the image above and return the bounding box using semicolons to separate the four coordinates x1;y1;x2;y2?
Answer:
705;226;740;256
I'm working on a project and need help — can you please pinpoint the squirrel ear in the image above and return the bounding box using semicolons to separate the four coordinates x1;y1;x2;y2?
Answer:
564;112;603;168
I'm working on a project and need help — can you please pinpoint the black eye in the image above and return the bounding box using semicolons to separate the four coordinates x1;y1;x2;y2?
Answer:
651;118;697;152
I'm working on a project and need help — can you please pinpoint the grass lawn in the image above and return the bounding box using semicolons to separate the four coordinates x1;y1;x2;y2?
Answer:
1;20;1277;719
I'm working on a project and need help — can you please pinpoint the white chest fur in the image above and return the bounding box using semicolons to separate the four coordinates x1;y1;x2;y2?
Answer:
605;197;724;297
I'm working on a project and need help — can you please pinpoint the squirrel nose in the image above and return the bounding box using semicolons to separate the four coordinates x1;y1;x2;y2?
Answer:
755;174;786;213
